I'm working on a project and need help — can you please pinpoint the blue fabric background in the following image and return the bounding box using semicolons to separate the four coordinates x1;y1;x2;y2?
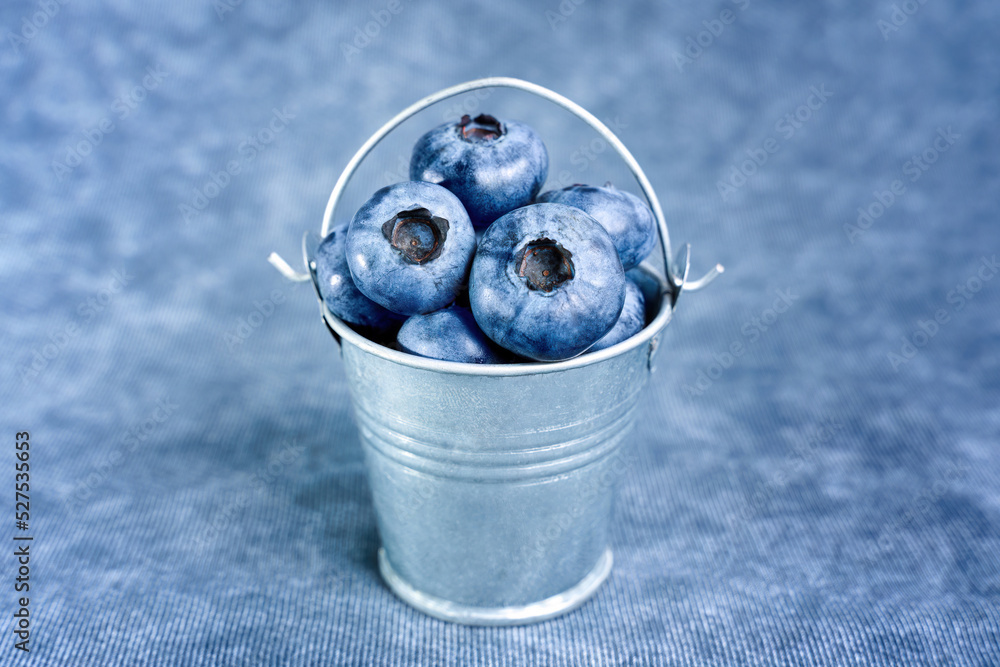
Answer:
2;1;998;665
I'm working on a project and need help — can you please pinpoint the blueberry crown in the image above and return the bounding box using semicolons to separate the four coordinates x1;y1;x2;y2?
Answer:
518;238;574;292
458;114;504;142
381;208;450;264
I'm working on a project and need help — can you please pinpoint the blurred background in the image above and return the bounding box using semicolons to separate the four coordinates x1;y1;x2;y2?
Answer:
1;1;998;665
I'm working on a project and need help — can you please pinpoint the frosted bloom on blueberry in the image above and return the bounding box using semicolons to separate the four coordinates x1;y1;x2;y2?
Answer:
411;114;548;229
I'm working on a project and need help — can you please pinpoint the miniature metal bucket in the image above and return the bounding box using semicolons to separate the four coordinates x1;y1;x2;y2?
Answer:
282;78;721;625
322;267;670;626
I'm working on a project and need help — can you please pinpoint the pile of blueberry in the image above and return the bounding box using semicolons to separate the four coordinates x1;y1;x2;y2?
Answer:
315;113;658;363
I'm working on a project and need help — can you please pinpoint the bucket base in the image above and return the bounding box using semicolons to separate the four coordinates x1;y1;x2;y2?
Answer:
378;547;613;626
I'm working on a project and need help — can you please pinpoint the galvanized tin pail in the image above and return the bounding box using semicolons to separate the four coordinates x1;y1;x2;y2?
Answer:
272;78;721;625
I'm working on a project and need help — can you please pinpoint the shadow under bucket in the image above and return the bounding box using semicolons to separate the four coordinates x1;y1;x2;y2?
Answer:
272;78;722;625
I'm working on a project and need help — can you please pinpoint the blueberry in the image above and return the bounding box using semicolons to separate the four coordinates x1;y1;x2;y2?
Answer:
314;223;406;336
469;203;625;361
397;305;506;364
410;114;548;229
536;183;657;270
346;181;476;316
588;276;646;352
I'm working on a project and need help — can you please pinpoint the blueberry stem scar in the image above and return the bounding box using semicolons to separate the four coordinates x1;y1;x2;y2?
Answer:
382;208;450;264
518;238;574;292
459;114;503;142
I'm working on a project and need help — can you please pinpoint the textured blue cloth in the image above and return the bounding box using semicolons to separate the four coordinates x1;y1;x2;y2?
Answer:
2;1;998;665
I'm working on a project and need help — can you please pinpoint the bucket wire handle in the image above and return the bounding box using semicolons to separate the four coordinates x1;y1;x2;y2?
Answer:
269;77;723;297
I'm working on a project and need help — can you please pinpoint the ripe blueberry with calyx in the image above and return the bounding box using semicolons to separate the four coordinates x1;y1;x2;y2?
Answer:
346;181;476;316
469;203;625;361
410;113;548;229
